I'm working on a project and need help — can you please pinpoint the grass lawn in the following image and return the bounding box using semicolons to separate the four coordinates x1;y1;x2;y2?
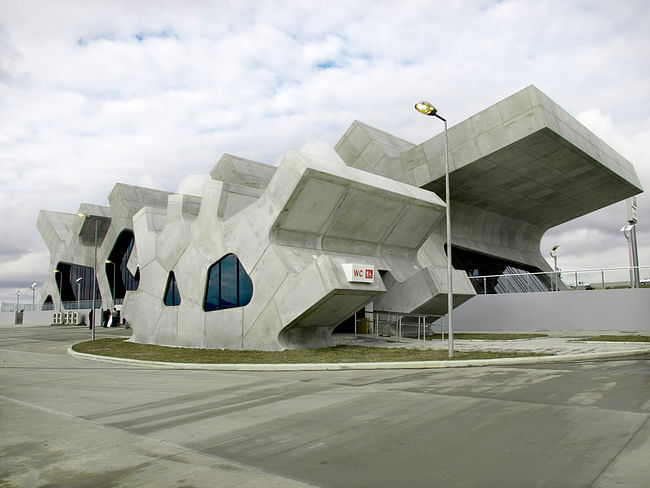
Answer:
72;338;549;363
576;335;650;342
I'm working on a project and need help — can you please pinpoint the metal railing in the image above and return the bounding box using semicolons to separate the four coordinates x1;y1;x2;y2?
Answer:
354;310;446;342
468;265;650;294
1;298;124;313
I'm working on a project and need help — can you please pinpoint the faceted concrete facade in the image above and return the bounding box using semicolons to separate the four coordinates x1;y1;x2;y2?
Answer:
37;185;178;315
37;86;643;350
125;151;445;349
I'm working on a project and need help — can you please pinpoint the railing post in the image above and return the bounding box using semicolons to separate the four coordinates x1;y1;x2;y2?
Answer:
526;273;530;292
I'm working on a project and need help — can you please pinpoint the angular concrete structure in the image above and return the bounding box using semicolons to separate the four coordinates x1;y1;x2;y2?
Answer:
37;86;643;350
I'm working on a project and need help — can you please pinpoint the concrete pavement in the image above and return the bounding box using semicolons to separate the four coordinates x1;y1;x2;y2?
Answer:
1;326;649;488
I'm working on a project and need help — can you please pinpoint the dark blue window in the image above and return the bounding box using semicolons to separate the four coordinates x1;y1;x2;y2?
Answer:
204;254;253;311
55;261;101;309
163;271;181;306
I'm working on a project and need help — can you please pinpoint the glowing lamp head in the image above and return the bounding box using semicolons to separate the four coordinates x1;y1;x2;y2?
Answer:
414;101;438;116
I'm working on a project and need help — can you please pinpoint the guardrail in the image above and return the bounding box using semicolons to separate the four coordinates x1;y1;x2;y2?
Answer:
354;310;446;342
1;298;124;313
468;265;650;294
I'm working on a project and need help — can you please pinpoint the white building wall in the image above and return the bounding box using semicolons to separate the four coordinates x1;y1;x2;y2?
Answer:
453;288;650;333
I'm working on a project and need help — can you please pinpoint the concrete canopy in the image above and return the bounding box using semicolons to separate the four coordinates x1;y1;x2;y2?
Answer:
335;85;642;273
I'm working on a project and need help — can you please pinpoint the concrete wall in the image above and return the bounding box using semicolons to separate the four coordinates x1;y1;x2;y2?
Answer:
0;311;55;327
453;288;650;333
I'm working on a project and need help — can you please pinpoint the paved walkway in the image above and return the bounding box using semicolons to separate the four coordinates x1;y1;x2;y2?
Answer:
335;333;650;355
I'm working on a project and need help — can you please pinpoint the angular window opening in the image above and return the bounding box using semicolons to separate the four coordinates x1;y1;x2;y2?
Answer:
106;230;139;301
42;295;54;311
55;261;101;308
447;245;551;294
163;271;181;306
204;254;253;312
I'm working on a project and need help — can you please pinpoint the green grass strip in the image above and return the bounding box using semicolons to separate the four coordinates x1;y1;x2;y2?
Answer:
72;338;549;364
576;335;650;342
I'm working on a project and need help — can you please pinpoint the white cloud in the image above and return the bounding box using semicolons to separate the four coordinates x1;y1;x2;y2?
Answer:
176;174;208;196
1;0;649;303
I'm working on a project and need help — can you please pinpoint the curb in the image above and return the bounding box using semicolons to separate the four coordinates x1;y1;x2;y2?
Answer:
67;346;650;371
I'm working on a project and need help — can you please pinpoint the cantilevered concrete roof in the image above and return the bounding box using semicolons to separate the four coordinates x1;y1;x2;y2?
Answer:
336;85;642;230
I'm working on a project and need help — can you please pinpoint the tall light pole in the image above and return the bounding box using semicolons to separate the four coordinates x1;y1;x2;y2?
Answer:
16;289;20;312
77;213;98;340
54;269;62;313
31;282;37;309
106;259;115;306
415;101;454;358
76;277;83;310
550;245;559;291
622;197;640;288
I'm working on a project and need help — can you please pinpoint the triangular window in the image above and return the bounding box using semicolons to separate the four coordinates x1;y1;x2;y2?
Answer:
163;271;181;306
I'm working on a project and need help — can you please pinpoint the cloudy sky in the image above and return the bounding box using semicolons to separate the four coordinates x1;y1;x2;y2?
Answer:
1;0;649;304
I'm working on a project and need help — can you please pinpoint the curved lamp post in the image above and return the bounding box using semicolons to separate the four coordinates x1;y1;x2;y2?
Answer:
76;277;83;310
414;101;454;358
31;282;37;309
77;213;98;340
105;259;115;307
550;245;559;291
53;269;62;313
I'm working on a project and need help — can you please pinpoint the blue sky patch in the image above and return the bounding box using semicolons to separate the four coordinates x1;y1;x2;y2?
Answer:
316;60;337;70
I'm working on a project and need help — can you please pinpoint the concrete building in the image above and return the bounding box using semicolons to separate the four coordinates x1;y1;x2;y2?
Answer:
36;86;642;349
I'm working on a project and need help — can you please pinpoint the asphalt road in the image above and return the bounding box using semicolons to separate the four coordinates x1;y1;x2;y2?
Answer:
1;326;649;488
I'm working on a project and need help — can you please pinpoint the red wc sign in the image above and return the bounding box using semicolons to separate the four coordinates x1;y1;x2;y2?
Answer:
341;264;375;283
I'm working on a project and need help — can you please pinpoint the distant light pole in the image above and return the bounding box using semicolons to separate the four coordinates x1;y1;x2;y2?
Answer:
105;259;115;306
621;197;640;288
16;289;20;312
54;269;62;313
550;245;559;291
31;282;37;309
76;277;83;310
77;213;98;340
415;100;454;358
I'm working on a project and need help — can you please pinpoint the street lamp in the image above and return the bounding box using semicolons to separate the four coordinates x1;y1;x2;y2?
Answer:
53;269;62;313
106;259;115;306
77;213;98;340
622;198;640;288
620;225;640;288
550;245;559;291
16;289;20;312
76;277;83;310
415;100;454;358
31;282;37;309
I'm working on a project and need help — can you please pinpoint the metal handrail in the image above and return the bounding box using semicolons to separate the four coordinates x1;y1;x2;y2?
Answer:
1;298;125;313
354;310;446;343
468;265;650;294
467;265;650;280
